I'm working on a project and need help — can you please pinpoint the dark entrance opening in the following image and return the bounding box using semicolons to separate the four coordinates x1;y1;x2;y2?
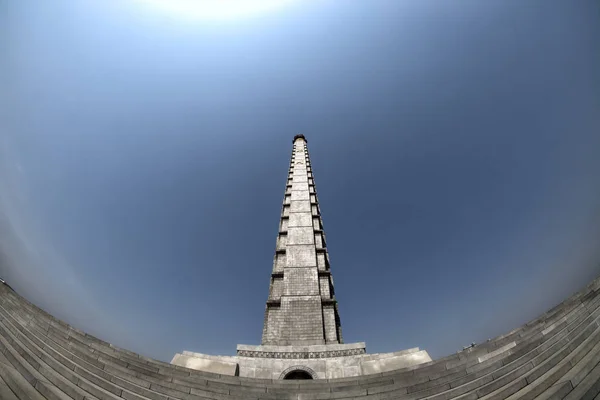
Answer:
283;370;313;380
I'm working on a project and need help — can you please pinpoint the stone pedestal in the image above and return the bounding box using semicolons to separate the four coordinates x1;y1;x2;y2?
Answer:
171;343;432;379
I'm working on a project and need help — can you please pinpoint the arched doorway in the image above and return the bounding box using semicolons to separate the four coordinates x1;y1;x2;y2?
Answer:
279;365;318;380
283;370;313;380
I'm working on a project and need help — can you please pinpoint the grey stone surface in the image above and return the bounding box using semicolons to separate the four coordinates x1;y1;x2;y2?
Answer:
285;245;317;268
478;342;517;363
173;345;431;380
0;361;46;400
171;354;238;376
236;343;366;353
359;350;432;375
2;274;599;398
262;136;343;347
289;212;313;228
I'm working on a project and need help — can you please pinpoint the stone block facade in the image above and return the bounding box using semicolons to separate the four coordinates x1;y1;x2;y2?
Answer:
262;135;343;347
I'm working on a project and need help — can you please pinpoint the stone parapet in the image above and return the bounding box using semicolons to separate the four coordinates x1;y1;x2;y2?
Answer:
172;344;432;379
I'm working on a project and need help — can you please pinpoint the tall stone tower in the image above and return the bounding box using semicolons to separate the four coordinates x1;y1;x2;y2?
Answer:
172;134;431;379
261;134;343;346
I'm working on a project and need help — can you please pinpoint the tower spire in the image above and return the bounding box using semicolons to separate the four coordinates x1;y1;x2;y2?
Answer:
261;135;343;345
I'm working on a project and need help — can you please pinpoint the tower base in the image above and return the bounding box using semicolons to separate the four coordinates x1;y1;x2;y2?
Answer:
171;343;432;379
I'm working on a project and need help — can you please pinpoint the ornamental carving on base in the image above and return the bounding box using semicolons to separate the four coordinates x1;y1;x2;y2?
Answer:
236;348;365;358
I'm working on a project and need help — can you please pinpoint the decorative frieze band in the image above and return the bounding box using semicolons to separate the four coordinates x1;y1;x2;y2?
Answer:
237;347;366;359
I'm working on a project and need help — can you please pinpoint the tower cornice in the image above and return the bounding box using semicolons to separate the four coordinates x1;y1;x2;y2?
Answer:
293;134;307;143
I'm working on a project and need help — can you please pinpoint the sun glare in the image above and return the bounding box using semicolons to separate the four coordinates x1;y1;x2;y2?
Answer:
135;0;295;20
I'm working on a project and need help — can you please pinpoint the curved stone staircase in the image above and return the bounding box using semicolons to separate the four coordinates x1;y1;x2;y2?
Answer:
1;277;600;400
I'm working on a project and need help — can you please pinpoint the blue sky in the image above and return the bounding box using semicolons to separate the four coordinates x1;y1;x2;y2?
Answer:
0;0;599;362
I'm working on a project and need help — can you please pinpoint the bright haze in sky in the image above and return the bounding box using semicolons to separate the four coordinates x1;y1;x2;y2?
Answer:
134;0;296;20
0;0;599;363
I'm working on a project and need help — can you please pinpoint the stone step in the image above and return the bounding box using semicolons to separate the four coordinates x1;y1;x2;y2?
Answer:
1;320;104;400
0;328;87;400
274;292;587;398
563;357;600;400
0;317;136;400
0;312;159;396
0;361;46;400
383;326;562;392
29;324;232;396
1;277;600;400
1;310;180;385
501;320;600;400
0;304;572;394
4;286;592;387
409;295;597;385
0;325;47;389
3;284;598;392
424;313;600;400
535;381;574;400
557;337;600;389
1;296;404;394
0;298;189;379
0;369;21;400
32;325;237;396
366;303;600;399
0;308;264;400
484;300;584;352
0;345;16;366
1;302;432;392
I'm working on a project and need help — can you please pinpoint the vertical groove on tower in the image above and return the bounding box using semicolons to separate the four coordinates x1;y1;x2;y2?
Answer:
262;135;343;346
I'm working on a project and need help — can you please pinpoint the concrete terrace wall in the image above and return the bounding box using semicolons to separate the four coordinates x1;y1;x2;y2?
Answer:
173;345;432;379
1;275;600;399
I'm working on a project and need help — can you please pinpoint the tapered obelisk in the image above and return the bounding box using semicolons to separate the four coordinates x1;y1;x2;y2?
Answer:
172;134;431;379
261;134;343;345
